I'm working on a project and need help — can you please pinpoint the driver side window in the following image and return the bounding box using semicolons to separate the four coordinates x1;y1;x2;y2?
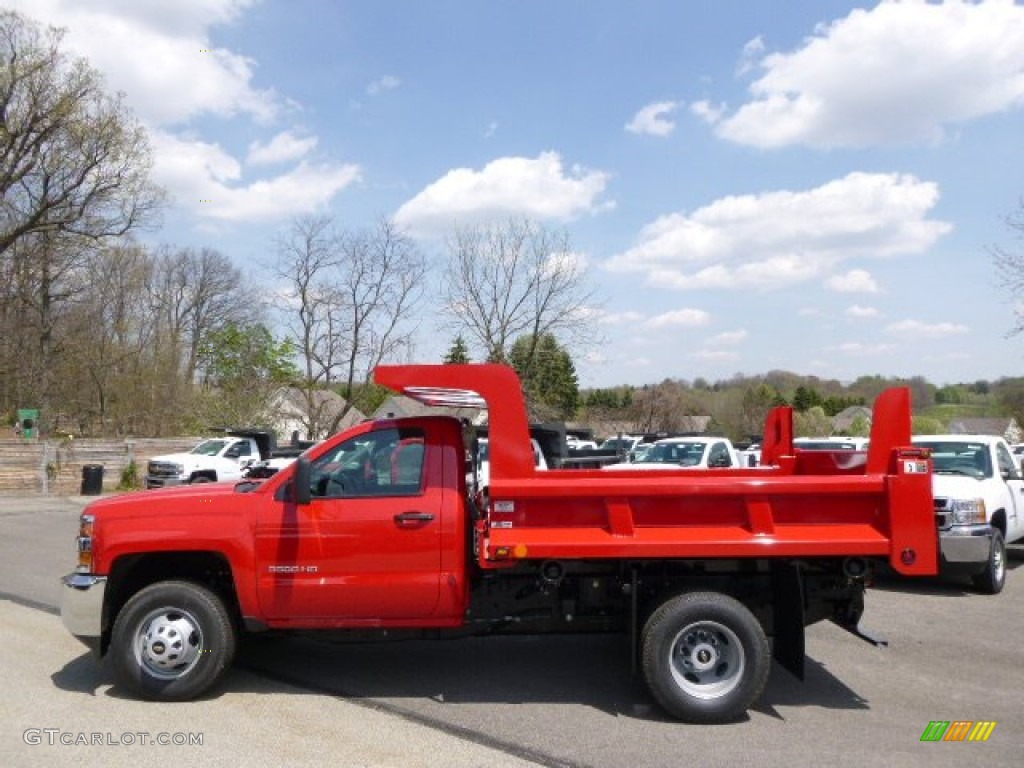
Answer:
996;444;1018;478
309;427;426;499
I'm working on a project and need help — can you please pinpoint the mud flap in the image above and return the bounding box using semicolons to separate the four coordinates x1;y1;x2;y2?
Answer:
771;562;805;680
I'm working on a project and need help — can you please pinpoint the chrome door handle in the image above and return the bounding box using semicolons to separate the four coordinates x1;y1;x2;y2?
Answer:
394;511;434;523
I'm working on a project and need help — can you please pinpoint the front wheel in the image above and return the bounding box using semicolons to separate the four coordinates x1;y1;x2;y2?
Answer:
971;529;1006;595
641;591;770;723
110;580;236;701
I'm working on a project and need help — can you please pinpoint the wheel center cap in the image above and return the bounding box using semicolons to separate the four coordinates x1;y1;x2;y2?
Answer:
691;643;717;671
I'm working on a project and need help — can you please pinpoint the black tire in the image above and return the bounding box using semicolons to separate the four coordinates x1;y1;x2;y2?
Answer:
971;529;1006;595
189;474;213;484
110;580;236;701
641;591;770;723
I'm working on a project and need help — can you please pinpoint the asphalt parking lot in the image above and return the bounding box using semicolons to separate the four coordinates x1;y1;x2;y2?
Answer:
0;493;1021;767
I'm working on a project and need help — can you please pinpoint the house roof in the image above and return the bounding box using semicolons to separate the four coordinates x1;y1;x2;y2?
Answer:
271;387;366;433
372;394;484;424
832;405;872;432
947;417;1022;441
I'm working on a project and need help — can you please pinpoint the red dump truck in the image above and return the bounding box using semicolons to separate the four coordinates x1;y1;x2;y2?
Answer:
60;364;937;723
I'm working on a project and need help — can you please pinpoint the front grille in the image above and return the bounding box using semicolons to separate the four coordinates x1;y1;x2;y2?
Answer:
147;462;181;478
933;497;952;531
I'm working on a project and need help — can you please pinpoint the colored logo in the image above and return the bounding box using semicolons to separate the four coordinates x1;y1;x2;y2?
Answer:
920;721;996;742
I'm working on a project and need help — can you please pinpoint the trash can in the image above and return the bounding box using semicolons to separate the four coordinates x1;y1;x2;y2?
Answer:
80;464;104;495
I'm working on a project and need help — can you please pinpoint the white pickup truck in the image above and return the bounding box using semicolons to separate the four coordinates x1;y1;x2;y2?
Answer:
145;430;271;488
472;437;547;506
603;436;741;470
912;434;1024;594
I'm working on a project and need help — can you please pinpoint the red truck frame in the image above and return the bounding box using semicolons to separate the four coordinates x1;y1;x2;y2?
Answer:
61;363;937;723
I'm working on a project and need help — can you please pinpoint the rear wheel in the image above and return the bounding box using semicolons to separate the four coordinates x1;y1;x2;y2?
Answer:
110;580;236;701
971;529;1006;595
641;591;770;723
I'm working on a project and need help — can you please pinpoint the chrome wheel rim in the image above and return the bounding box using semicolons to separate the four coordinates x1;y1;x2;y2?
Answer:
133;606;204;680
668;620;745;700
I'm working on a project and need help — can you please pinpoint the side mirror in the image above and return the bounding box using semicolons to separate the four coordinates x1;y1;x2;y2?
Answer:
293;456;312;505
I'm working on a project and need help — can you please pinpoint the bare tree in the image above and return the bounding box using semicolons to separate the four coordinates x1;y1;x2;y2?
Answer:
992;200;1024;336
273;216;425;438
440;217;598;379
0;10;162;432
0;10;163;256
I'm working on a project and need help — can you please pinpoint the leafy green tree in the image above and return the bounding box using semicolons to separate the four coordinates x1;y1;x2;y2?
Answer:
443;336;471;364
912;416;945;434
741;383;783;437
846;415;871;437
794;406;832;437
195;323;298;426
508;333;579;419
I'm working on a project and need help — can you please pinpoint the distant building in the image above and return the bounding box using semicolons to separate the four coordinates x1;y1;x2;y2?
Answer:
270;388;366;442
373;394;485;425
831;405;872;435
947;417;1022;443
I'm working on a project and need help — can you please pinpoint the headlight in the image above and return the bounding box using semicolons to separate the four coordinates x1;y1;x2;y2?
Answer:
76;513;95;572
950;498;986;526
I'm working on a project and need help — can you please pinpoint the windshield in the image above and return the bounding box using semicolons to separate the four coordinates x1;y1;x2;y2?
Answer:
913;441;992;478
190;439;228;456
639;441;707;466
600;437;633;451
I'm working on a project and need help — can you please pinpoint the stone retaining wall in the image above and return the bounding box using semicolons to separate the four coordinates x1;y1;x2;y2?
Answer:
0;437;198;495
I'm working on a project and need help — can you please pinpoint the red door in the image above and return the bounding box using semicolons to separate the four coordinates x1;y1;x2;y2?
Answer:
256;426;442;621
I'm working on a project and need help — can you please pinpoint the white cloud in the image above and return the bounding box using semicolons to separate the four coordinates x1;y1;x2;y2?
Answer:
367;75;401;95
247;131;318;166
885;319;968;339
151;131;361;223
10;0;278;125
693;349;739;362
827;269;879;293
625;101;680;137
690;100;726;124
394;152;613;238
707;330;748;345
704;0;1024;148
645;309;712;329
845;305;879;318
596;310;645;325
737;35;765;76
8;0;359;224
831;342;896;356
605;172;951;291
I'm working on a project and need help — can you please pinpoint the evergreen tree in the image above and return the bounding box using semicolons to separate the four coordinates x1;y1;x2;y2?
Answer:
443;336;471;364
508;333;579;419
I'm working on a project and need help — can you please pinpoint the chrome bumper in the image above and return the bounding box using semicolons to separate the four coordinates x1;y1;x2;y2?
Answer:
939;526;994;565
60;573;107;643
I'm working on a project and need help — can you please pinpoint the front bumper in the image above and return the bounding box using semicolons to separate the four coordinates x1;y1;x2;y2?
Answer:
145;475;184;489
939;525;994;565
60;573;107;653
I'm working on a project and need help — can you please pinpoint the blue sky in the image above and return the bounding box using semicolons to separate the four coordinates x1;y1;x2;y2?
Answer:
11;0;1024;388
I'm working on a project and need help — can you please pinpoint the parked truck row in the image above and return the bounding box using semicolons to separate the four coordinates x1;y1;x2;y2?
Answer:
61;364;939;723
